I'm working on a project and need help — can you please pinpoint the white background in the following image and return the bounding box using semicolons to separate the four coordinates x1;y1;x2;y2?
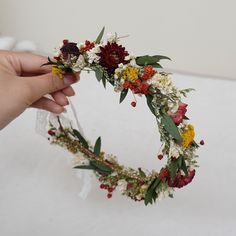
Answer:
1;0;236;235
1;74;236;236
0;0;236;79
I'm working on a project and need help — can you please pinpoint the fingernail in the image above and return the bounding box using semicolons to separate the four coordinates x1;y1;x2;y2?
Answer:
63;76;76;86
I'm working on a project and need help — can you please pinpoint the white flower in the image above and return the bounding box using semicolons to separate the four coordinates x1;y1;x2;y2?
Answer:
169;141;183;158
107;32;118;43
104;154;117;163
116;179;128;192
86;44;101;63
168;101;179;113
148;73;174;95
72;55;86;72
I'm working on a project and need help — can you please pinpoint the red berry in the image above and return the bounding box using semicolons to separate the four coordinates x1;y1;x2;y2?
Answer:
108;187;113;193
100;184;105;189
200;140;205;145
131;101;136;107
158;154;163;160
107;193;112;199
48;130;55;136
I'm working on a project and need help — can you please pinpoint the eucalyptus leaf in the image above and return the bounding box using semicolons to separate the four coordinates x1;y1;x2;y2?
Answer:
161;113;182;142
153;55;171;61
91;160;112;174
145;94;156;116
95;26;105;44
102;76;106;88
169;159;178;178
138;168;146;178
144;177;161;205
73;129;89;149
94;137;101;156
119;89;128;103
95;68;103;82
180;157;188;176
73;165;95;170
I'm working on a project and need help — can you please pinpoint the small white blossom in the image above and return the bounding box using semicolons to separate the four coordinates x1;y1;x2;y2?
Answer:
86;44;101;63
72;55;86;72
168;101;179;113
107;32;118;43
169;141;183;158
116;179;128;192
148;73;174;95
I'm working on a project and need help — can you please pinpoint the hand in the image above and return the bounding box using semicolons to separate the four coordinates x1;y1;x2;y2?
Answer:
0;50;79;130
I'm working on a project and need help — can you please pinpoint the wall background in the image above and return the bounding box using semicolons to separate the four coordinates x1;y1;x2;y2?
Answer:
0;1;236;236
0;0;236;79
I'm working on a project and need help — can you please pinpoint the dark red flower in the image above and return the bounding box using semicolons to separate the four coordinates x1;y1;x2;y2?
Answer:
60;42;80;60
168;169;195;188
97;42;129;74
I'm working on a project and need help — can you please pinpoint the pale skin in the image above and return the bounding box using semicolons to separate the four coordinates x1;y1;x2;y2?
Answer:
0;50;79;130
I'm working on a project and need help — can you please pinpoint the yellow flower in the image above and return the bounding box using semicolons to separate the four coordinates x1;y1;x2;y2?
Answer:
181;124;195;148
121;66;140;82
52;65;65;79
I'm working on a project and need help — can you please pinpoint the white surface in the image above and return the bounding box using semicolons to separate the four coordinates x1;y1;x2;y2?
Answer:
0;0;236;79
0;73;236;236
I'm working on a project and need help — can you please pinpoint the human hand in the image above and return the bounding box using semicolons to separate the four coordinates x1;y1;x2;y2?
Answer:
0;50;79;130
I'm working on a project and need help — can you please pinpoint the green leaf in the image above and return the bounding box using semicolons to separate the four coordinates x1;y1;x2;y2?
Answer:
41;57;57;67
136;55;170;66
136;55;158;66
145;94;156;116
161;113;182;142
102;76;106;88
169;159;178;178
180;156;188;176
152;55;171;61
95;68;103;82
73;129;89;149
94;137;101;156
151;63;163;69
119;89;128;103
73;165;95;170
138;168;146;178
144;177;161;205
95;26;105;44
90;160;112;174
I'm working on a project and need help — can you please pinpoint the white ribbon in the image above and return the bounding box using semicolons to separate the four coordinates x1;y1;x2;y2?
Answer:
35;100;92;200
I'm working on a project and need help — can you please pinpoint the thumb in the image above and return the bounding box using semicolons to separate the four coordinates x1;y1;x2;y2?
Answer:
23;72;77;102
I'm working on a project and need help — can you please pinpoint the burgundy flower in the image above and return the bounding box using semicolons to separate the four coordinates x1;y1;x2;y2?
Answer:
97;42;129;74
169;102;188;125
168;169;195;188
60;42;80;60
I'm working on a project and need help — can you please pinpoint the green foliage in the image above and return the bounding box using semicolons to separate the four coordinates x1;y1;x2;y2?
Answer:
94;137;101;156
145;94;156;116
144;177;161;205
73;129;89;149
161;113;182;142
136;55;170;67
95;26;105;44
119;89;128;103
74;160;112;175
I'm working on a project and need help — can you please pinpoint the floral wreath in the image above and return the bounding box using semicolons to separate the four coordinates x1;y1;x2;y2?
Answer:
44;27;204;205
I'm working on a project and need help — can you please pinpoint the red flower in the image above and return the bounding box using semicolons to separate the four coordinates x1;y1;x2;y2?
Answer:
97;42;129;74
169;102;188;125
80;40;95;53
141;65;156;81
168;169;195;188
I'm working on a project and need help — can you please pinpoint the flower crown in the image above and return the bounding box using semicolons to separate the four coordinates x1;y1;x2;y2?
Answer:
45;27;204;205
